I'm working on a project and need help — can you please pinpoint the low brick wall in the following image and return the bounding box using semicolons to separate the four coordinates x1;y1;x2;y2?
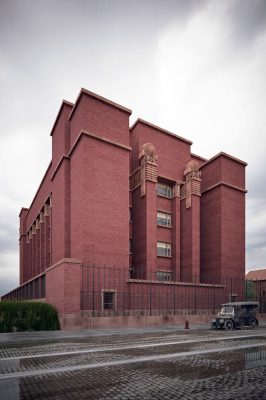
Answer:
60;313;214;330
60;312;266;330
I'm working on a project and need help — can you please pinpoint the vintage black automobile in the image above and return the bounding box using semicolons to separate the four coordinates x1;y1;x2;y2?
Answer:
211;301;259;330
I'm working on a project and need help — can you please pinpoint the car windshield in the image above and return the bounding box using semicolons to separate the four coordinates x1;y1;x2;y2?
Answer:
219;305;234;315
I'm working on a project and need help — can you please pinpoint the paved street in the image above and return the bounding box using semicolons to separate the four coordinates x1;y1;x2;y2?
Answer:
1;325;266;399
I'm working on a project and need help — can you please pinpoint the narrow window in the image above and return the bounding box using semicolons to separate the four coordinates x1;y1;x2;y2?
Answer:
157;183;173;198
103;291;114;310
129;239;132;253
157;211;171;227
157;271;172;281
157;241;171;257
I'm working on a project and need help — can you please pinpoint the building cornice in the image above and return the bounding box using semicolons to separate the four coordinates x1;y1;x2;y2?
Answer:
130;118;192;145
69;88;132;121
50;100;74;137
50;155;70;181
19;207;29;217
69;130;132;158
201;151;247;168
201;181;247;195
45;258;82;273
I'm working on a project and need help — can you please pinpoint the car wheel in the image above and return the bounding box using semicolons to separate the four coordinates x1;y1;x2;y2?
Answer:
250;318;257;328
225;319;234;330
211;321;218;330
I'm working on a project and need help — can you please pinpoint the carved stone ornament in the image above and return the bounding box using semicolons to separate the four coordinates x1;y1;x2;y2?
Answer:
139;143;158;197
184;160;201;208
36;218;40;230
184;160;201;181
44;204;50;216
39;211;44;223
139;143;158;164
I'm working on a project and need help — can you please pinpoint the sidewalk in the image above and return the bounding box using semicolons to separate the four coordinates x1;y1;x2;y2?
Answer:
1;321;266;344
0;323;210;344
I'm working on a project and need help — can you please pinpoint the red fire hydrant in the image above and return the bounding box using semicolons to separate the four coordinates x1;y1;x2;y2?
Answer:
184;320;190;329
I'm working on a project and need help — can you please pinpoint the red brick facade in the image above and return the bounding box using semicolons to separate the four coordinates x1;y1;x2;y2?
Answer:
3;88;247;322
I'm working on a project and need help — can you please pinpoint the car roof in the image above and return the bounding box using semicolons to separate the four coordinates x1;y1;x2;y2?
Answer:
221;301;260;306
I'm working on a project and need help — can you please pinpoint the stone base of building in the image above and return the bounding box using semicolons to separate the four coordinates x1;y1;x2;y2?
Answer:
59;313;266;330
60;313;211;330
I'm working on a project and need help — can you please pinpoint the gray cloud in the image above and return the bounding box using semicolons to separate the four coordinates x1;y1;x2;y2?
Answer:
226;0;266;45
0;273;19;297
0;226;18;253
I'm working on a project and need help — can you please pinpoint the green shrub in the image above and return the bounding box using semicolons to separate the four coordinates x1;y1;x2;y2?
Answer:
0;301;60;332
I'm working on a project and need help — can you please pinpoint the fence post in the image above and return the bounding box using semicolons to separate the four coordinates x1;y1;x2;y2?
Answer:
174;277;176;315
113;265;115;316
194;275;197;314
123;266;125;316
259;280;262;313
213;286;216;314
81;264;83;317
92;265;95;317
149;271;152;316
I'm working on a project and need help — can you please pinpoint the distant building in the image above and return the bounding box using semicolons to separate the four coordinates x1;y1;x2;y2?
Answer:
246;269;266;313
2;88;247;325
246;269;266;281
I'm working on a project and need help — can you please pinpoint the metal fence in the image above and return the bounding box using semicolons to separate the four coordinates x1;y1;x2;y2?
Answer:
80;265;266;317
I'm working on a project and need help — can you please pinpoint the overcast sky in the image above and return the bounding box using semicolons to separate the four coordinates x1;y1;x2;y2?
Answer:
0;0;265;296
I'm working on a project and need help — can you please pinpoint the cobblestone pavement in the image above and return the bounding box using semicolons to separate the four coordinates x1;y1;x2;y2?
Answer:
0;326;266;399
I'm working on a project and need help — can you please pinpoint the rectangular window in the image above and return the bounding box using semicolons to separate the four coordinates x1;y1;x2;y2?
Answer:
129;207;132;222
157;241;171;257
157;182;173;198
103;291;114;310
129;239;132;253
157;211;171;227
157;271;172;281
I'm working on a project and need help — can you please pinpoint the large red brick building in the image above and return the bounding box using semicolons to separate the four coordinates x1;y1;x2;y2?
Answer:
2;88;247;325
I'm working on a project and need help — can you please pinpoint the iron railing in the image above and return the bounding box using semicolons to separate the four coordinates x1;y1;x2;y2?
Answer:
80;265;266;317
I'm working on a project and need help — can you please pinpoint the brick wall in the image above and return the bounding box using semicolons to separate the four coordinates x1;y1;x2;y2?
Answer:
13;88;247;321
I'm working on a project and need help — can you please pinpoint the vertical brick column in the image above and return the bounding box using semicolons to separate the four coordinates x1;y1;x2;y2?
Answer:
19;208;28;285
32;224;37;278
49;201;52;265
50;157;70;263
36;218;40;276
25;237;29;282
39;211;45;273
171;183;181;281
200;154;247;282
180;161;201;282
44;204;50;269
145;180;157;277
29;229;33;279
139;143;158;278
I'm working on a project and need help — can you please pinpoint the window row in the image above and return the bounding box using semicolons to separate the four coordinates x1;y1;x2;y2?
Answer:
157;182;173;198
157;271;172;281
130;240;171;256
130;210;172;227
157;211;171;227
157;241;171;257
